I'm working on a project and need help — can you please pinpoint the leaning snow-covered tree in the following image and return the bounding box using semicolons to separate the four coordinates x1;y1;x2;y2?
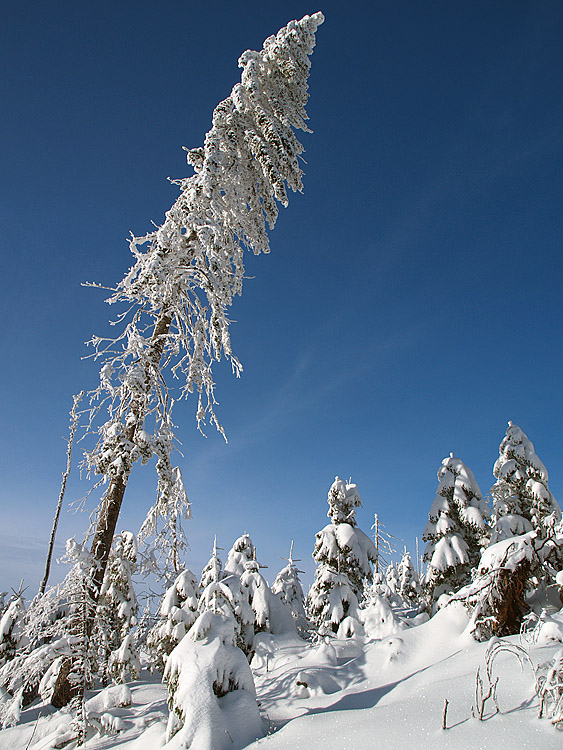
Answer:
51;12;324;707
422;454;489;609
307;477;376;634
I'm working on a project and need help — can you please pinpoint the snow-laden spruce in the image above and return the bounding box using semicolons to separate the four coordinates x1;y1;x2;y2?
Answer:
0;596;25;670
452;532;539;640
49;12;323;708
199;537;226;590
307;477;376;635
422;454;489;609
94;531;139;685
240;560;271;634
225;534;256;577
271;542;308;635
397;549;422;607
146;568;200;673
197;538;255;656
490;422;561;542
164;611;263;749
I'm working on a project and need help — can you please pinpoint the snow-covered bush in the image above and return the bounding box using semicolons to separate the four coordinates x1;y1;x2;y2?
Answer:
423;454;489;609
196;542;254;657
147;568;200;673
537;648;563;725
385;564;402;606
0;538;99;723
200;537;226;590
164;611;263;749
308;567;362;637
361;593;403;640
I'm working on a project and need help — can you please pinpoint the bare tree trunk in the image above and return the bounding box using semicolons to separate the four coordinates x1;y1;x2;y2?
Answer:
39;392;83;596
51;313;172;708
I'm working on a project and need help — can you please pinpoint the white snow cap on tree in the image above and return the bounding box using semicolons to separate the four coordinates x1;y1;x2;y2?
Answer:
491;422;561;541
225;534;256;577
423;454;489;607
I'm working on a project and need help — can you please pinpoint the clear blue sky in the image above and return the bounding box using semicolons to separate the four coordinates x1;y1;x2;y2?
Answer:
1;0;562;595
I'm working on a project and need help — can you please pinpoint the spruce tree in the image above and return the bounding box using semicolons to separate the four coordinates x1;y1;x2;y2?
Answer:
199;536;225;589
95;531;139;684
423;454;489;609
240;560;271;634
146;568;200;673
397;549;422;607
490;422;561;542
225;534;256;577
271;542;308;634
307;477;376;634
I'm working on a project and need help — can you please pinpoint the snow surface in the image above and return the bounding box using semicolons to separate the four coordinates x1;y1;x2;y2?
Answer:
3;604;563;749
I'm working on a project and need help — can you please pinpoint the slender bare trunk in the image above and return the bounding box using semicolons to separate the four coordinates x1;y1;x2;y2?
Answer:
39;392;83;596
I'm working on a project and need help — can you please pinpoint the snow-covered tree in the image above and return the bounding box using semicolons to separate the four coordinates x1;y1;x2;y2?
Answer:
225;534;256;577
385;563;401;605
196;541;254;656
164;611;263;749
398;549;422;607
307;477;376;634
0;595;26;669
199;537;226;590
454;532;539;641
423;454;489;608
95;531;139;684
361;591;403;640
51;11;324;707
490;422;561;544
307;567;362;637
271;542;308;635
240;561;271;634
146;568;200;673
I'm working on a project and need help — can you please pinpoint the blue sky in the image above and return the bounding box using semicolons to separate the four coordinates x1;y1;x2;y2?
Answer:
1;0;562;595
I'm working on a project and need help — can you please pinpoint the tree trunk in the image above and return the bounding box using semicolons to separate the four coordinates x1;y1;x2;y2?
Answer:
39;393;83;596
51;312;172;708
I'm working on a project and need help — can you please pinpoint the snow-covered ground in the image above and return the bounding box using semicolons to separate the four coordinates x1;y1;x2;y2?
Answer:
2;603;562;749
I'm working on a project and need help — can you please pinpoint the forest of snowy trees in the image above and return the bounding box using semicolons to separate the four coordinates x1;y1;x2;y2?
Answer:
2;420;563;748
2;9;563;750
